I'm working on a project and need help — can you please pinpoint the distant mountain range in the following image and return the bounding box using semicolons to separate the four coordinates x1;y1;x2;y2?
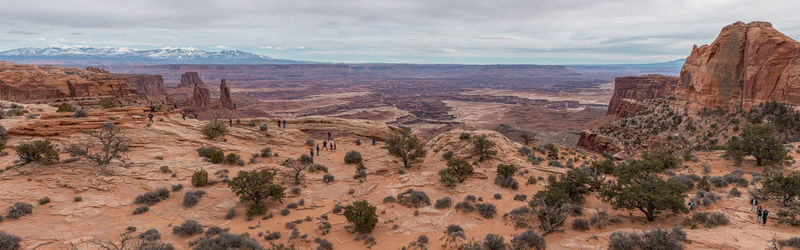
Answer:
0;46;312;65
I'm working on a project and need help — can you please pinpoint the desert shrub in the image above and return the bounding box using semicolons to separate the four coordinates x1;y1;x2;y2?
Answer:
0;231;21;250
778;237;800;248
344;150;363;164
729;187;741;197
383;196;396;203
224;153;242;166
481;234;506;250
134;188;170;205
440;157;474;187
173;220;203;236
16;139;60;165
323;174;335;183
315;238;333;250
183;190;207;207
572;218;589;231
494;193;502;200
38;197;51;205
695;190;721;205
192;169;209;187
264;231;281;240
444;224;466;243
299;154;314;165
476;203;497;219
72;109;89;118
443;150;454;160
74;196;83;202
640;228;685;250
722;173;749;187
201;120;228;139
496;164;517;177
668;174;698;190
225;208;236;219
133;205;149;215
705;211;729;227
548;160;563;167
332;204;343;214
590;210;609;229
519;146;533;156
57;102;75;112
510;230;545;250
514;194;527;201
197;147;224;163
139;229;161;241
309;164;328;173
99;97;118;108
459;132;471;140
343;200;378;233
159;166;171;173
260;147;272;157
709;176;728;187
259;124;268;132
417;235;429;245
435;197;452;209
170;184;183;192
464;195;477;202
397;189;431;208
494;175;519;190
608;231;642;250
305;139;315;147
6;202;33;219
455;201;474;213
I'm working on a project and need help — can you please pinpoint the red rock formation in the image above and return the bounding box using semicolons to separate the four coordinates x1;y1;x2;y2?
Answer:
190;81;212;111
576;130;622;155
216;78;236;109
676;21;800;109
120;74;168;102
179;72;206;89
0;61;132;101
85;67;109;73
607;74;678;117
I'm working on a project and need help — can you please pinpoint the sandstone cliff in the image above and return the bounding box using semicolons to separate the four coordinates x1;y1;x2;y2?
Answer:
607;74;678;117
0;62;168;102
179;72;206;89
676;21;800;109
119;74;168;102
190;81;212;111
216;78;236;110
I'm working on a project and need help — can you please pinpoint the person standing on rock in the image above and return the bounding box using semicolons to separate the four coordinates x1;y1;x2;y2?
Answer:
332;140;337;150
322;140;328;151
229;118;233;127
750;198;758;212
282;119;286;128
762;209;769;225
316;145;320;156
277;120;281;129
148;113;154;123
310;148;314;158
181;113;186;120
756;206;763;223
372;139;376;146
328;132;332;140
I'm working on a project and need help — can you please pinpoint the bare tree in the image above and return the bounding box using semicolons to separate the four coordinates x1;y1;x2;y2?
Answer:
66;123;131;167
282;158;307;185
529;197;571;235
91;231;172;250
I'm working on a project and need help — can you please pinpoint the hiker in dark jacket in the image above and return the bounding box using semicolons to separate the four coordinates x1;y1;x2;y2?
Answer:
322;140;328;151
282;120;286;128
277;120;281;128
763;209;769;225
757;206;763;223
750;198;758;212
310;148;314;157
316;145;320;155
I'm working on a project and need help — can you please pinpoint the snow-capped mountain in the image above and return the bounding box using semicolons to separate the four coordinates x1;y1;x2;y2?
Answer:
0;46;311;65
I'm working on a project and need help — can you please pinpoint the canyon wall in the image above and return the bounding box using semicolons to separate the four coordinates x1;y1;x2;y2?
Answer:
607;74;678;117
676;21;800;109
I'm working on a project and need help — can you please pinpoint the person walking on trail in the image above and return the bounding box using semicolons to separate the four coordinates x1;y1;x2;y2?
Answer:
148;113;154;123
762;209;769;225
310;148;314;157
687;201;696;213
328;132;331;140
750;198;758;212
229;118;233;127
332;140;337;150
316;145;320;155
757;206;763;223
372;139;376;146
181;113;186;120
322;140;328;151
282;120;286;128
277;120;281;128
150;105;156;113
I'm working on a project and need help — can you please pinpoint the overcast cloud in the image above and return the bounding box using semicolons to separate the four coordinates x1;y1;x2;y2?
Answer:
0;0;798;64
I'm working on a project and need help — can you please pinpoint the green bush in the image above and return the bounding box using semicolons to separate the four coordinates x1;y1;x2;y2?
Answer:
343;200;378;233
192;169;209;187
228;169;286;208
0;231;21;250
344;150;363;164
99;97;118;108
197;147;224;163
201;120;228;139
56;102;75;112
16;139;60;165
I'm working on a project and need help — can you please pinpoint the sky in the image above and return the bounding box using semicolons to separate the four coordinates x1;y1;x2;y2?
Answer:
1;0;799;64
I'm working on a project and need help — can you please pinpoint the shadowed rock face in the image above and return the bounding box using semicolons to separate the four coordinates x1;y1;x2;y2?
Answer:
120;74;168;102
190;81;211;111
676;21;800;109
607;74;678;117
179;72;206;89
